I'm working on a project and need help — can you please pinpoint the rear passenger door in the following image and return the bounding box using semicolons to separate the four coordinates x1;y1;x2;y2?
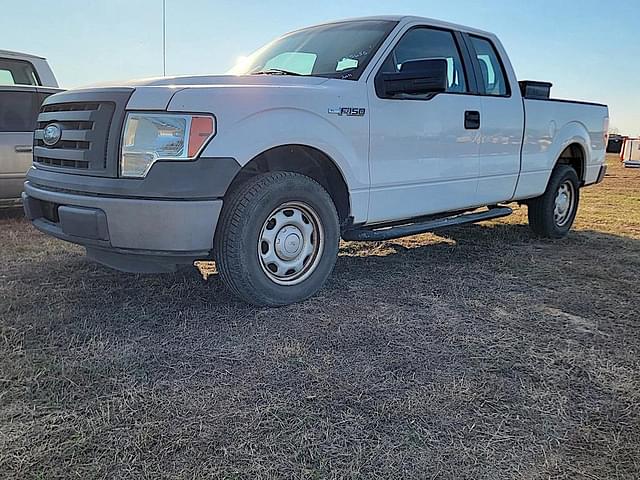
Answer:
463;34;524;204
0;86;39;198
0;83;60;195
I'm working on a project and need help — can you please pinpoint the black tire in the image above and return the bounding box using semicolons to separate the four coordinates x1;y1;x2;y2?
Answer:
214;172;340;306
527;165;580;239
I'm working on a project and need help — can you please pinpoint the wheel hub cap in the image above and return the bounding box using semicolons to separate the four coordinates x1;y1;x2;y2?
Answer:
275;226;303;260
258;202;324;286
554;181;575;227
557;193;569;213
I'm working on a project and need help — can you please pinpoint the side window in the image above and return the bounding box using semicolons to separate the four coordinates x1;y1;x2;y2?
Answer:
380;27;467;94
0;91;38;132
0;59;39;86
469;36;509;96
0;70;15;85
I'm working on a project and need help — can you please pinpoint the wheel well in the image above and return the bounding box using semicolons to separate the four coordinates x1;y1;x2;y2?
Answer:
556;143;585;183
227;145;351;223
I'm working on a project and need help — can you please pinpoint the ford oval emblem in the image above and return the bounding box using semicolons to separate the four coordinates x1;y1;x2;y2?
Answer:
43;123;62;146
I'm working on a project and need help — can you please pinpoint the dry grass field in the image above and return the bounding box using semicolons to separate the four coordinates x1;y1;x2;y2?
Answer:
1;155;639;479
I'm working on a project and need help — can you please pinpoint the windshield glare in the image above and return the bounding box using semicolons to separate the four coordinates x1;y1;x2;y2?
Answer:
229;20;397;80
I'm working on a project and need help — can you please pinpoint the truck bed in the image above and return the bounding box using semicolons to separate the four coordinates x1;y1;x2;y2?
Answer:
514;97;609;200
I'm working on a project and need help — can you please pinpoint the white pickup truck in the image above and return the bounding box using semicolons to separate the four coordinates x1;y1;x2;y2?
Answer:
23;16;608;306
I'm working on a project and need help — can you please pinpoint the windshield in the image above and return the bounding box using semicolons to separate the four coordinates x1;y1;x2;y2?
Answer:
229;20;397;80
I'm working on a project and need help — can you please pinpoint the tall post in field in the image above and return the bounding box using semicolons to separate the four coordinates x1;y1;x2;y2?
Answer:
162;0;166;76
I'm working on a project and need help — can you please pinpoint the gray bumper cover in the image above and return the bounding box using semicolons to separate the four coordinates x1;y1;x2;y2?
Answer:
23;182;222;273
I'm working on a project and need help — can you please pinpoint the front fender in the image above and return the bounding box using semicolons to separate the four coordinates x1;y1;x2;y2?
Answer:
212;106;367;190
169;84;370;221
214;108;369;222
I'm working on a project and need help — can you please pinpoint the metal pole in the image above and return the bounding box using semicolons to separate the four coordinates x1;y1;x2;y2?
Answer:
162;0;166;76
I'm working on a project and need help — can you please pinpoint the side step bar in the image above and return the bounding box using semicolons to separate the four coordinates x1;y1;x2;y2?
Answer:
342;206;513;241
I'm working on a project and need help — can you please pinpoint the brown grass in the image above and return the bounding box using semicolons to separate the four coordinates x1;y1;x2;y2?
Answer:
1;155;639;479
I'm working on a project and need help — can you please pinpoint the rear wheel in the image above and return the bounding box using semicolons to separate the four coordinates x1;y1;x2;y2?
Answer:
527;165;580;239
214;172;340;306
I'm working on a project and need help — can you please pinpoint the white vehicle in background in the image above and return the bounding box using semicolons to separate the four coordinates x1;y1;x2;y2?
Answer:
23;16;609;305
620;138;640;167
0;50;61;206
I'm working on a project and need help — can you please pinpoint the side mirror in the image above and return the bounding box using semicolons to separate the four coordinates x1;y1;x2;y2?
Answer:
380;58;448;97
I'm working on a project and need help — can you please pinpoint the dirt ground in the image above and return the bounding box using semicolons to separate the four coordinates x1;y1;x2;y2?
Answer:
1;155;639;479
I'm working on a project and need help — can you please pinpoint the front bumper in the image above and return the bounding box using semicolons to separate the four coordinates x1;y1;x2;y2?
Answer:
23;182;222;273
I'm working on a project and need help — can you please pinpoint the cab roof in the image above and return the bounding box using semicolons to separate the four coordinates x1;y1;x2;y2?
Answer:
0;49;47;60
314;15;495;38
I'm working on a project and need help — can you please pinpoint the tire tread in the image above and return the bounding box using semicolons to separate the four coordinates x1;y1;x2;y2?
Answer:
214;172;338;306
527;165;579;239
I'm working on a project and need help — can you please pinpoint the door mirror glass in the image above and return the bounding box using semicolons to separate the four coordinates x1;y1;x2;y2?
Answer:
381;58;448;97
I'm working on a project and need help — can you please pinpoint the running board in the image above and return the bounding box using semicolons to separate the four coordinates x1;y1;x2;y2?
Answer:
342;207;513;241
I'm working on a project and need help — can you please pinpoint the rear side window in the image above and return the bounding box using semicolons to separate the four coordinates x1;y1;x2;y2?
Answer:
469;36;509;96
380;27;468;94
0;58;39;86
0;91;38;132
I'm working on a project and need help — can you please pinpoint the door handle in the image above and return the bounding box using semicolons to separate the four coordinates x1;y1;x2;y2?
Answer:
464;111;480;130
15;145;33;153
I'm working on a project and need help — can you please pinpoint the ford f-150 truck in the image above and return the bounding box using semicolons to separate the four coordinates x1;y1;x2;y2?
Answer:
22;16;609;306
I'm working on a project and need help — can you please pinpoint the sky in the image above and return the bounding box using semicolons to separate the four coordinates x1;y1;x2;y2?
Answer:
2;0;638;135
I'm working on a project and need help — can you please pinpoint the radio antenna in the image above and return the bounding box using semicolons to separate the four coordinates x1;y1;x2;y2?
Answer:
162;0;167;76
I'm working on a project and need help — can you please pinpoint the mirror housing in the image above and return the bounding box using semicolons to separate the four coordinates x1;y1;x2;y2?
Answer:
379;58;448;97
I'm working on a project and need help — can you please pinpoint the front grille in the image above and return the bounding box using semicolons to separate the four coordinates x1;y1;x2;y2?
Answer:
32;89;132;177
35;156;89;169
33;101;114;173
35;139;91;150
41;102;100;112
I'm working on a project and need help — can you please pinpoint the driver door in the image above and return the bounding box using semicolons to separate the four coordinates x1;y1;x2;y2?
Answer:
367;26;481;224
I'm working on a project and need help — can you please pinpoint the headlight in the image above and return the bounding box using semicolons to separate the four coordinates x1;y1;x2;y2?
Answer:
121;113;215;178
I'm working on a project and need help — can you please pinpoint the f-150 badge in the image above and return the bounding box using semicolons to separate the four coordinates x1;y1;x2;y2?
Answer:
328;107;366;116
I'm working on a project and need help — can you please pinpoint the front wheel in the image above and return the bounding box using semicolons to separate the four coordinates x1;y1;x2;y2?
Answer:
527;165;580;239
214;172;340;306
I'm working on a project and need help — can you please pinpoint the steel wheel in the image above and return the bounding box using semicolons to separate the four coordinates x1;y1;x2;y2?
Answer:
258;201;324;286
553;180;576;227
528;165;580;239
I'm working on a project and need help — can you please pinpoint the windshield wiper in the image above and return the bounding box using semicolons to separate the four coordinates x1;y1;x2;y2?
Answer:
252;68;303;76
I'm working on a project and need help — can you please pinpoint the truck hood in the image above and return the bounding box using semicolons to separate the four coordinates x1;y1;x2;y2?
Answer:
88;74;331;88
53;74;336;112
